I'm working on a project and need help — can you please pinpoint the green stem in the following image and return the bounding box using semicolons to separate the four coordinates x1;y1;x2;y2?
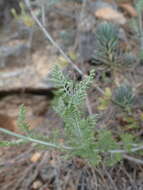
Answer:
0;128;73;150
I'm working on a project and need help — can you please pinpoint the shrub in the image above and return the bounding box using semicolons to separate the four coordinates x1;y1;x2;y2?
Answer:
113;85;135;108
92;22;119;66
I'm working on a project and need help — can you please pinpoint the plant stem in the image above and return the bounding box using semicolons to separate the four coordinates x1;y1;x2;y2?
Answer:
24;0;83;76
0;128;73;150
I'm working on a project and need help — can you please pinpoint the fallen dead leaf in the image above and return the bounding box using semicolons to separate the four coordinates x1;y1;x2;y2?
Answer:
30;152;42;163
95;7;126;24
119;3;137;17
73;157;86;168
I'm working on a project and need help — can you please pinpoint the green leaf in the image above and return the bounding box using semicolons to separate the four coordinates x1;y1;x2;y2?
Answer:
121;133;134;151
97;130;118;152
113;84;135;108
106;152;122;166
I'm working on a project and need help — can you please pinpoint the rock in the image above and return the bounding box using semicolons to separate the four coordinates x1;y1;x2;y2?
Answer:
0;41;57;91
95;7;126;24
0;41;30;68
89;0;126;25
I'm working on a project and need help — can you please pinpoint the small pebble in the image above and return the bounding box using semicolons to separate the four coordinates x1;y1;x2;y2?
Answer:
32;180;43;189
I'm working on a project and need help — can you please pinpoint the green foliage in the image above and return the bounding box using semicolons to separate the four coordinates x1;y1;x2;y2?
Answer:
0;104;61;149
0;0;142;168
50;66;121;165
121;133;134;151
106;152;122;166
135;0;143;13
96;22;118;46
0;139;25;147
122;53;137;66
92;22;119;65
129;18;139;36
0;66;142;166
11;2;35;27
51;65;95;139
98;87;112;110
92;21;137;68
113;85;135;108
17;104;30;134
97;130;118;152
129;0;143;56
